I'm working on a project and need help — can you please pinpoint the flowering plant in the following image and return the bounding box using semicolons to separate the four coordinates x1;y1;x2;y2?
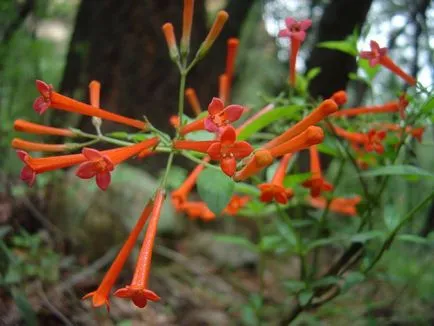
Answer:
10;0;433;322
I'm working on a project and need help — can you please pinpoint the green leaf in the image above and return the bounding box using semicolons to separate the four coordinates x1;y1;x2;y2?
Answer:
358;59;381;81
421;96;434;114
397;234;430;245
298;289;314;306
214;235;257;252
283;280;306;293
197;168;235;214
237;105;302;140
351;231;385;243
11;289;38;326
384;205;400;231
360;165;434;180
283;173;312;187
259;235;282;252
273;218;297;248
317;40;357;56
306;67;321;81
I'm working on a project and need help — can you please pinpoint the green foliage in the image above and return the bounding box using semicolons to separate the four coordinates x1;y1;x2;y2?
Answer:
197;168;235;214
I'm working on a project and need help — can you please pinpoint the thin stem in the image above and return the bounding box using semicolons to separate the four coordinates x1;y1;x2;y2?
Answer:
364;190;434;273
160;152;175;189
176;71;187;137
74;130;134;147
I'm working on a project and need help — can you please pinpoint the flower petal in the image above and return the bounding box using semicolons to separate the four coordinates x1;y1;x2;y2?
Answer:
96;171;111;190
232;141;253;159
208;97;224;115
207;143;222;160
102;155;115;171
16;150;29;162
370;40;380;52
224;105;244;123
204;117;219;132
220;156;237;177
285;17;297;29
299;19;312;31
82;147;103;161
33;97;50;114
278;29;291;38
35;80;51;97
20;166;36;187
76;161;98;179
274;191;288;204
220;126;236;145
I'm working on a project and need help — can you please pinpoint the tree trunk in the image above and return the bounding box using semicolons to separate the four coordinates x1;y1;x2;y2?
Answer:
306;0;373;99
58;0;253;133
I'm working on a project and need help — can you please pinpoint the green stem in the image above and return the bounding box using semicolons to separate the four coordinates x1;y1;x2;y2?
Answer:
364;191;434;273
176;71;187;137
74;130;134;147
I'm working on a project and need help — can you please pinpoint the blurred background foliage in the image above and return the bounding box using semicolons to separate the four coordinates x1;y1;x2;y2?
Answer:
0;0;433;325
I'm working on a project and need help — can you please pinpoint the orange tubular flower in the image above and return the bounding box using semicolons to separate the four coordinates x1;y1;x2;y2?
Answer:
33;80;147;130
207;126;253;177
179;117;206;135
308;195;361;216
162;23;179;61
17;150;87;187
224;195;250;215
233;149;274;182
264;99;337;149
258;153;294;204
331;101;401;117
173;139;217;154
219;74;229;105
225;38;239;101
14;119;75;137
76;137;159;190
171;157;210;210
185;88;202;116
278;18;312;86
83;200;154;310
330;90;347;106
180;201;216;221
302;145;333;197
269;125;324;157
332;125;386;154
181;0;194;54
169;115;180;128
360;40;416;86
197;11;229;57
12;138;71;153
114;190;165;308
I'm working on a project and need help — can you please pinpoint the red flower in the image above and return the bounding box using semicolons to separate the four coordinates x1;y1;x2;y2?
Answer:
224;195;250;215
365;129;387;154
83;200;154;310
180;201;216;221
14;119;75;137
278;17;312;86
76;138;159;190
33;80;147;129
114;190;165;308
360;41;416;86
207;126;253;176
302;145;333;197
17;150;87;187
258;153;294;204
204;97;244;132
308;196;361;217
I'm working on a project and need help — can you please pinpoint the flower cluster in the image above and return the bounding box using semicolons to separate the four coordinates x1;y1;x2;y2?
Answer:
11;0;425;314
